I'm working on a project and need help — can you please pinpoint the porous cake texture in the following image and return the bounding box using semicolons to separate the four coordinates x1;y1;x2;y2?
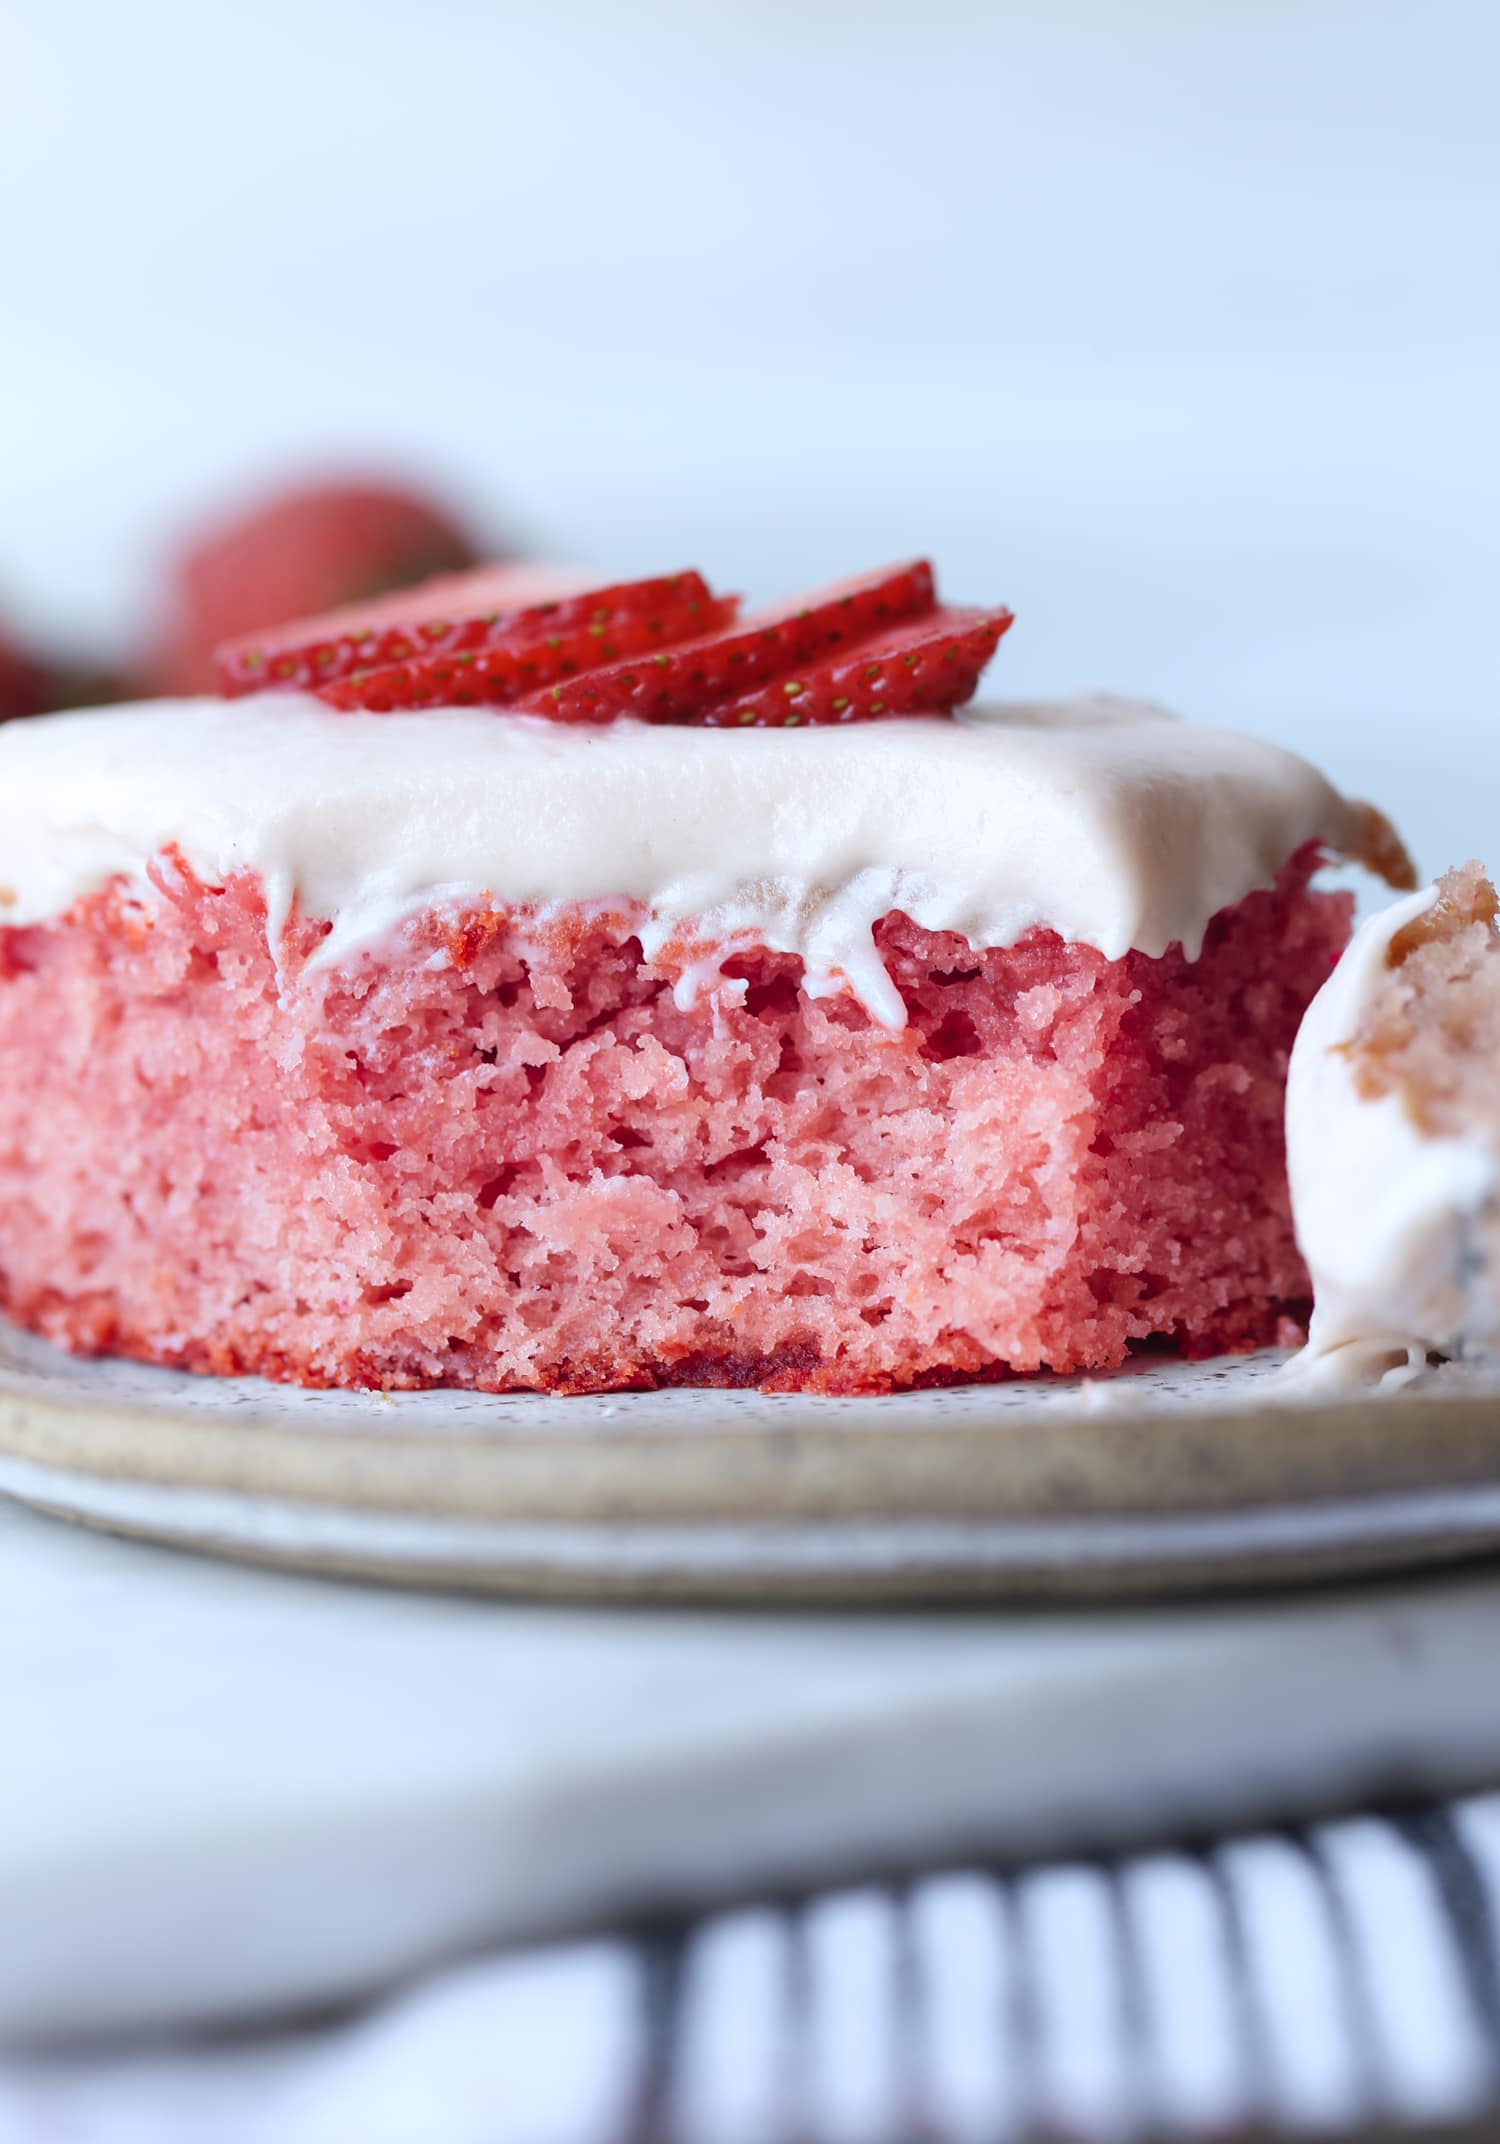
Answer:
0;846;1347;1393
1347;862;1500;1139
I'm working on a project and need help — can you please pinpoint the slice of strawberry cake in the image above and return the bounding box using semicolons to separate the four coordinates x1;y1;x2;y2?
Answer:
0;558;1410;1394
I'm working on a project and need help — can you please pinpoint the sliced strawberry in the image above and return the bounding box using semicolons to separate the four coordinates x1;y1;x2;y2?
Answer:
516;560;937;725
697;604;1013;726
317;591;740;712
218;566;719;697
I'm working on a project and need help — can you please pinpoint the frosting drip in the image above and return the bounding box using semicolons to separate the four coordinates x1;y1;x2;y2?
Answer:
0;691;1370;1029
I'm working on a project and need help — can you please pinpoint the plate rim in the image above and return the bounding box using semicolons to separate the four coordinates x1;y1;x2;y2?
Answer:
5;1321;1500;1538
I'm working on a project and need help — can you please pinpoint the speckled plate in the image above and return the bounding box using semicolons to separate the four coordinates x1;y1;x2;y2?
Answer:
3;1318;1500;1598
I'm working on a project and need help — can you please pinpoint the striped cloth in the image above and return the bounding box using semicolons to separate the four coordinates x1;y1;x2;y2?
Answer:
4;1797;1500;2144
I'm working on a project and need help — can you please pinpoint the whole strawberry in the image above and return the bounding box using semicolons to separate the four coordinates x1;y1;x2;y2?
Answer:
148;477;488;697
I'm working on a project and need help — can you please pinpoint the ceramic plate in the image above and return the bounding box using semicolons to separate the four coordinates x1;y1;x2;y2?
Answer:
4;1318;1500;1599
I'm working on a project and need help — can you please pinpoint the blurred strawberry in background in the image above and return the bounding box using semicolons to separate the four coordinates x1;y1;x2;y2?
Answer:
0;474;504;717
146;477;490;696
0;619;54;725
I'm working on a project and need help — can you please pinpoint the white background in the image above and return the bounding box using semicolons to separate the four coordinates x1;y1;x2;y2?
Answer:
1;0;1496;877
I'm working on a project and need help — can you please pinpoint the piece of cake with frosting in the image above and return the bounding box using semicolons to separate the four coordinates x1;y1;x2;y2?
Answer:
1286;864;1500;1380
0;557;1410;1393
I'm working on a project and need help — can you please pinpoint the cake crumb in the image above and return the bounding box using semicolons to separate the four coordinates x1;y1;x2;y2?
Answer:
1346;863;1500;1139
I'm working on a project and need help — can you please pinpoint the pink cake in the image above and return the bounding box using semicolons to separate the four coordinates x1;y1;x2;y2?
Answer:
0;560;1411;1394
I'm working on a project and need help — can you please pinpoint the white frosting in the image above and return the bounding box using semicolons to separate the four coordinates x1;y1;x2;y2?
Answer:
0;691;1365;1030
1286;886;1497;1384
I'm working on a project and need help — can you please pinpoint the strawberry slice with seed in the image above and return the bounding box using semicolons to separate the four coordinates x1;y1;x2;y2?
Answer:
697;604;1013;727
318;591;740;712
516;559;936;725
216;565;720;697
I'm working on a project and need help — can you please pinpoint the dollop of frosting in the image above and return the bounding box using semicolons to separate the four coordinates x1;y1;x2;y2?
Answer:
1285;886;1497;1385
0;691;1371;1029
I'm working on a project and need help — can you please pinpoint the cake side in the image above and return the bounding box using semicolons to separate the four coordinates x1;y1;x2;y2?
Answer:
0;848;1347;1393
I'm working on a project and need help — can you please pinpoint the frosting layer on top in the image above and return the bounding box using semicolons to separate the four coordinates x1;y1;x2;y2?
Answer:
0;691;1368;1027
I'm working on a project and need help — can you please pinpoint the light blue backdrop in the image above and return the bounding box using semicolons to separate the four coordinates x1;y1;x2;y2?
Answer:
2;0;1495;880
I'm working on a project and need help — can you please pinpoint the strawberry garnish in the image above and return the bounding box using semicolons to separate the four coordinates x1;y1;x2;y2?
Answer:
517;560;938;725
317;587;740;712
698;604;1013;726
212;551;1014;728
218;566;717;698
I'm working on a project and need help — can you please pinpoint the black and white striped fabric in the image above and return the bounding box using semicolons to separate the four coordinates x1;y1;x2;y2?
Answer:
5;1795;1500;2144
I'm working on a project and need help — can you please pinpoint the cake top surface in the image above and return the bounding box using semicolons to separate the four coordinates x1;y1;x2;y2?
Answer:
0;690;1391;1027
